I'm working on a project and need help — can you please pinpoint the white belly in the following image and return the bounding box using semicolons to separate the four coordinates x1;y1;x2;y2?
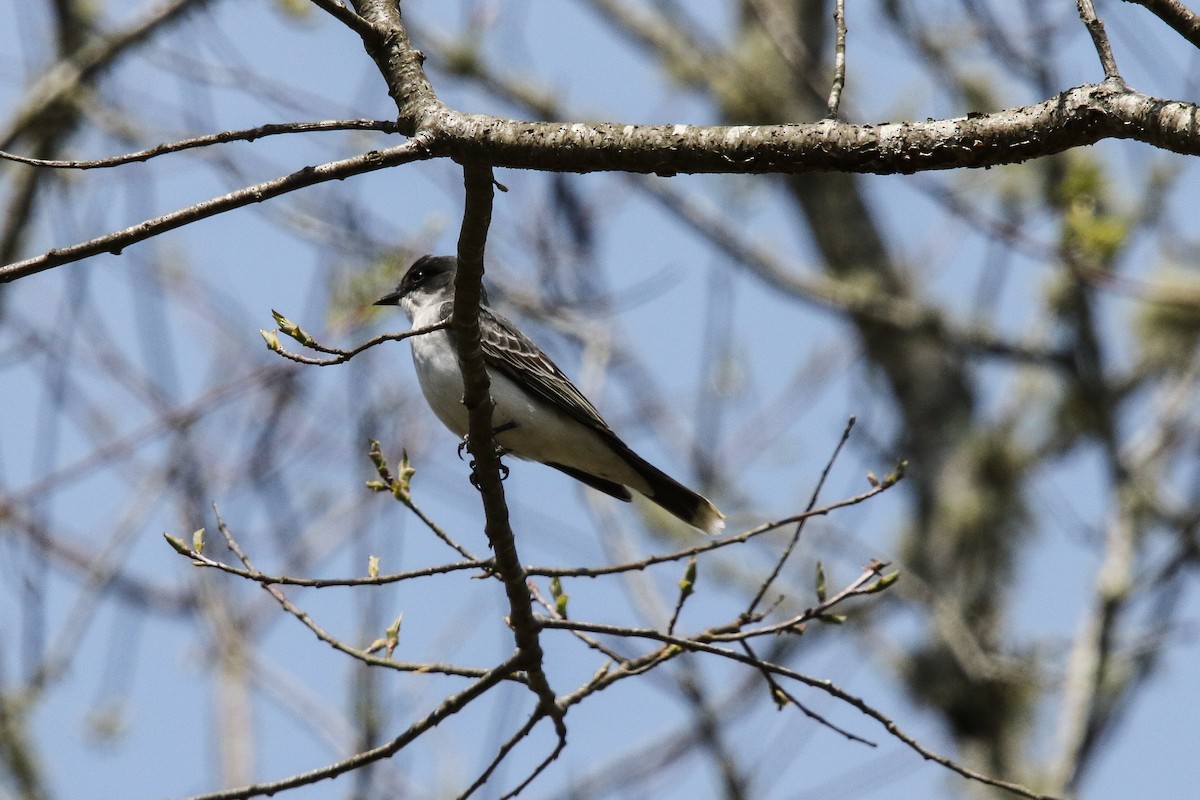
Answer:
408;329;648;493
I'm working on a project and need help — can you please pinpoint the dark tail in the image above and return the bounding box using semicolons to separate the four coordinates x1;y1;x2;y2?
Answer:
620;446;725;534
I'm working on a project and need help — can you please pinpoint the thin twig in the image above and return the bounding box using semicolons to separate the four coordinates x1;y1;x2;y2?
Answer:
172;654;523;800
739;640;876;746
1076;0;1123;81
202;510;499;680
459;711;546;799
498;735;568;800
529;477;901;578
267;320;449;366
666;557;697;635
164;535;487;587
363;439;483;562
307;0;381;39
0;139;430;283
538;617;1059;800
528;583;631;664
746;417;856;615
0;119;399;169
826;0;848;119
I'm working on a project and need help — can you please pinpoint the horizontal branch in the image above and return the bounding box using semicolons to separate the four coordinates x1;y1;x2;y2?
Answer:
164;534;487;587
0;139;430;283
528;477;900;579
415;82;1198;175
537;618;1060;800
175;654;522;800
0;119;399;169
6;81;1196;284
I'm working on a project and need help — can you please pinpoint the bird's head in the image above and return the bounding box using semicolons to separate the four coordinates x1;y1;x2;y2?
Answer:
374;255;465;319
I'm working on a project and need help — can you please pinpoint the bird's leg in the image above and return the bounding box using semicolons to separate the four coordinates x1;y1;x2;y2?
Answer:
457;422;516;460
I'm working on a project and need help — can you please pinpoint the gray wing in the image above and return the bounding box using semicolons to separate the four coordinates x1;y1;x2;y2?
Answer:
476;307;615;434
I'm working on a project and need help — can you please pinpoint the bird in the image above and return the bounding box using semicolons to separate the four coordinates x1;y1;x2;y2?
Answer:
375;255;724;534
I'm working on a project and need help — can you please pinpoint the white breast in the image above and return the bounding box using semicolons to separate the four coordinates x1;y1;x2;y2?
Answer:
405;307;649;494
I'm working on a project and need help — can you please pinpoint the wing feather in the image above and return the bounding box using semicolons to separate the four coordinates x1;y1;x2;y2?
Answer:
476;308;614;434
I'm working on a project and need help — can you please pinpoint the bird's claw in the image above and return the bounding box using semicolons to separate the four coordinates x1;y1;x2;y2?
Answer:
459;425;514;461
460;426;513;487
469;460;510;489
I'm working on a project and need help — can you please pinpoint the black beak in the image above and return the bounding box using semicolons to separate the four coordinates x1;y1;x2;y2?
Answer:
374;290;402;307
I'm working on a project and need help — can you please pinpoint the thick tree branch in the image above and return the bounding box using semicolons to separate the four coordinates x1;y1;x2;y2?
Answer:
314;4;1200;173
6;82;1198;284
415;83;1198;173
349;0;446;133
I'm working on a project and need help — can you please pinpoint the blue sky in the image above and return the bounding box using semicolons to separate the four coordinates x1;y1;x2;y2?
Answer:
2;2;1199;799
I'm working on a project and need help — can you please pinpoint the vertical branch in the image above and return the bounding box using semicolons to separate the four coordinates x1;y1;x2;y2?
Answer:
214;620;254;787
453;163;561;724
745;417;856;616
453;162;504;547
1049;485;1138;793
826;0;847;119
1075;0;1123;81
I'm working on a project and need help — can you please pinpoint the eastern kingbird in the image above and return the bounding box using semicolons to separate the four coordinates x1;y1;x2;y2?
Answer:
375;255;724;534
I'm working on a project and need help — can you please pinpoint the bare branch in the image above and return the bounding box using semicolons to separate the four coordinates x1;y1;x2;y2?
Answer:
453;161;562;727
0;140;429;283
1076;0;1123;81
0;120;399;169
264;320;450;366
826;0;848;119
8;83;1200;285
738;640;876;747
746;417;857;615
528;478;903;579
415;84;1200;174
306;0;380;39
538;617;1059;800
349;0;447;133
164;535;487;588
171;655;521;800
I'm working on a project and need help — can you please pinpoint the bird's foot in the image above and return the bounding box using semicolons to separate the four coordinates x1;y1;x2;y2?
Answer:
457;422;517;460
469;460;510;488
